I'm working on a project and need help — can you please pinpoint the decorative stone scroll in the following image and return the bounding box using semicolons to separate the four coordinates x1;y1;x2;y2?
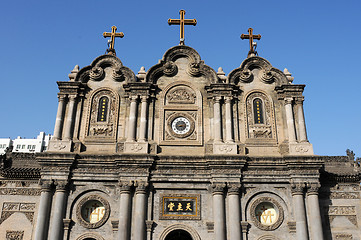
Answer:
76;195;110;229
250;197;284;231
333;233;353;240
159;194;200;220
0;202;35;224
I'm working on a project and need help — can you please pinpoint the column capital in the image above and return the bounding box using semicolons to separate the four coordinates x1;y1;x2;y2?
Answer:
213;96;222;102
39;179;53;192
135;180;148;194
146;220;155;232
291;182;305;195
284;97;293;104
211;183;226;195
294;97;305;104
118;180;133;194
57;94;66;101
227;183;241;195
306;182;320;195
140;95;149;102
241;221;249;234
54;180;68;192
68;94;77;101
225;96;233;103
130;95;139;101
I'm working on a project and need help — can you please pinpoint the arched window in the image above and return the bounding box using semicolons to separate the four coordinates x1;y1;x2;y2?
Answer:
253;98;264;124
97;96;109;122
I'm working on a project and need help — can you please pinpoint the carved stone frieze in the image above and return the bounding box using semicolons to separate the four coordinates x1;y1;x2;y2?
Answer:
1;202;35;224
326;206;358;226
334;233;353;240
6;231;24;240
0;188;41;196
167;87;196;104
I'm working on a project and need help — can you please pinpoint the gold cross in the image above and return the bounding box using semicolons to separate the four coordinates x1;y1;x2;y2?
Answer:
168;10;197;45
241;28;261;56
103;26;124;55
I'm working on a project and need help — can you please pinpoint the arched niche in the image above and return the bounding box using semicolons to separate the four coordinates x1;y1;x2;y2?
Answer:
159;224;201;240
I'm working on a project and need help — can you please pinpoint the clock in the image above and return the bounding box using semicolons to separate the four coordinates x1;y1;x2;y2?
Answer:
167;113;195;139
172;117;191;135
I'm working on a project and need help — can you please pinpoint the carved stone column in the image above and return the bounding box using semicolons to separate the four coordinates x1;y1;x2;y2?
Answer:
53;95;66;140
306;182;324;240
291;182;308;240
211;183;226;240
295;98;308;142
225;97;234;143
63;95;77;140
48;180;68;240
228;183;241;240
34;180;53;240
133;181;148;240
284;97;297;142
118;181;133;240
213;96;222;143
138;96;149;142
127;95;139;142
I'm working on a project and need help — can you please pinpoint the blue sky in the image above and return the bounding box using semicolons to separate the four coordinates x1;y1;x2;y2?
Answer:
0;0;360;157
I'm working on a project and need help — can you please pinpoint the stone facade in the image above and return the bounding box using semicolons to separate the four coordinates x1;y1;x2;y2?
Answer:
0;45;360;240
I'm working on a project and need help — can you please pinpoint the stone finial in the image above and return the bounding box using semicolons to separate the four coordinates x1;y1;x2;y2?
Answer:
217;67;227;83
68;65;79;81
283;68;294;84
136;66;146;82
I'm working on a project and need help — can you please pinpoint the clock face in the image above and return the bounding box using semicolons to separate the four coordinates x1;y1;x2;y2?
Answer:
171;117;191;135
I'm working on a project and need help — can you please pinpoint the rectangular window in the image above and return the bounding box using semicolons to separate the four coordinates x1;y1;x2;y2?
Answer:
22;145;25;149
16;145;21;149
32;145;36;150
27;145;32;149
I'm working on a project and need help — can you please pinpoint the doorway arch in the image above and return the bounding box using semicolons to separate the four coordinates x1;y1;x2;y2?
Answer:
165;229;193;240
159;224;201;240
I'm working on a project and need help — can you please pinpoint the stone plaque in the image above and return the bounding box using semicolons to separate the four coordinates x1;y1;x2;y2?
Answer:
160;194;200;220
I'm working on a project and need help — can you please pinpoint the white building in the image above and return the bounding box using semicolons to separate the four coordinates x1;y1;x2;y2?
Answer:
0;138;12;155
0;132;52;154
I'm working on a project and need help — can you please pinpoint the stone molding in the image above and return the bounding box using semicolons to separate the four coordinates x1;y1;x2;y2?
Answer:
227;183;241;195
118;181;133;194
54;180;68;191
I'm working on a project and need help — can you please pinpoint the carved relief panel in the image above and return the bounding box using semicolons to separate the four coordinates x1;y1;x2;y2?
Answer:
245;92;276;140
160;83;202;145
85;89;119;141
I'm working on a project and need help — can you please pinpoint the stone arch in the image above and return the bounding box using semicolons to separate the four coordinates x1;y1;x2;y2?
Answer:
159;224;201;240
76;232;105;240
257;234;278;240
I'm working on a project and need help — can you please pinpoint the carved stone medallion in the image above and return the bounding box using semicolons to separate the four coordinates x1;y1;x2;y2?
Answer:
250;197;284;231
76;195;110;229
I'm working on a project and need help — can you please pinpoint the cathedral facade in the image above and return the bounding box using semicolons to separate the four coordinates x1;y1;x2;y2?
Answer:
0;30;360;240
